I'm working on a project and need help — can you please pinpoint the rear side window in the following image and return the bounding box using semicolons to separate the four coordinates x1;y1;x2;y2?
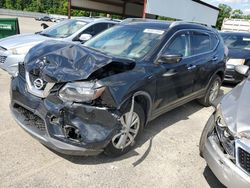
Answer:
82;23;110;37
211;33;219;50
190;32;210;55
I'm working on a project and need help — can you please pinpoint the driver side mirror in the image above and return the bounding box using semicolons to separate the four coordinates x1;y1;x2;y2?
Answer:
235;65;249;77
79;33;92;43
158;53;183;64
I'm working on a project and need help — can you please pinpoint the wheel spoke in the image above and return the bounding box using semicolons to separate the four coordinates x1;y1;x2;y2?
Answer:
127;133;134;142
129;128;137;134
116;134;127;149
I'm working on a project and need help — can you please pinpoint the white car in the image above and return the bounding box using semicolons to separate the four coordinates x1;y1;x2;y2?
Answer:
0;17;118;76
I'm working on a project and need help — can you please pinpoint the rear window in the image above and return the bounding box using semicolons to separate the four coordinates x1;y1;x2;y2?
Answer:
190;32;210;55
221;33;250;50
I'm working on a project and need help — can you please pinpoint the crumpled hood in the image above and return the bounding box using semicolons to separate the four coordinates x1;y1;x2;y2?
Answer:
25;40;134;83
228;48;250;60
0;33;48;49
221;77;250;135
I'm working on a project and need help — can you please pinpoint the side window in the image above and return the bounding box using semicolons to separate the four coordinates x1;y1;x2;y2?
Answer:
82;23;109;37
190;32;210;55
164;33;190;57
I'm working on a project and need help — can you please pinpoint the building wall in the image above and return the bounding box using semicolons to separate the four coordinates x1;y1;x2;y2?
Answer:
71;0;143;17
71;0;219;26
146;0;219;26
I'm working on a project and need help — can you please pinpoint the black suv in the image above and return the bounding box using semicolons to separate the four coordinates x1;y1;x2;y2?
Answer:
11;20;226;157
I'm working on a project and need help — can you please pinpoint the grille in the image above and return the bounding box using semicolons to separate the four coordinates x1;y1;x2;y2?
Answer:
15;104;46;132
238;147;250;174
18;63;25;78
0;55;7;64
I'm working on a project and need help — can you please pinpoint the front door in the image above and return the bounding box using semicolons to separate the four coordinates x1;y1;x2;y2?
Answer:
154;31;197;112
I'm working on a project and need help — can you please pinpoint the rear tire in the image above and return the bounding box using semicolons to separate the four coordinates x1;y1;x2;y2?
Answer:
104;102;145;157
198;76;222;107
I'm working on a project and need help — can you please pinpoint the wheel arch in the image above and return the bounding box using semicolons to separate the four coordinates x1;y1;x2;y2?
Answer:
118;91;153;125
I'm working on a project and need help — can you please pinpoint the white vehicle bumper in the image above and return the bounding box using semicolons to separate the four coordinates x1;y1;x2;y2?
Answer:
0;50;25;77
204;135;250;188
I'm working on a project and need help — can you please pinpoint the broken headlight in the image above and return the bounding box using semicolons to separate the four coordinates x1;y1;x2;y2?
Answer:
59;82;105;103
215;104;235;158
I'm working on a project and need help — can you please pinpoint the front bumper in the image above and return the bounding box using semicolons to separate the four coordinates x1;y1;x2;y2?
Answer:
0;50;24;76
10;76;121;156
203;128;250;187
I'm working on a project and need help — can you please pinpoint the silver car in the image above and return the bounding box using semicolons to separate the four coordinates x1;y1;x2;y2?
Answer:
0;17;118;76
200;65;250;188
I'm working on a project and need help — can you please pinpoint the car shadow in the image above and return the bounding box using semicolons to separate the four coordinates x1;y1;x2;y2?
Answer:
203;166;226;188
47;89;225;167
222;82;236;88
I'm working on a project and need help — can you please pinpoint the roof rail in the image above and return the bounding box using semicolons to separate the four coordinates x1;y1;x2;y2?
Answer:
169;21;210;28
122;18;166;23
74;16;121;22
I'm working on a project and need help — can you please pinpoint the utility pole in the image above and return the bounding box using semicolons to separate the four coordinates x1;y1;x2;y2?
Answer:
143;0;147;18
68;0;71;19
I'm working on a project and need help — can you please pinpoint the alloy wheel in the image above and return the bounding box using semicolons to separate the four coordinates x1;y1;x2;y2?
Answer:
209;80;220;103
112;112;140;150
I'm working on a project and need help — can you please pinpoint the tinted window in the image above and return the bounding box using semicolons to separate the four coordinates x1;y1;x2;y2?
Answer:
221;33;250;50
165;33;190;57
82;23;110;36
211;33;219;49
190;32;210;55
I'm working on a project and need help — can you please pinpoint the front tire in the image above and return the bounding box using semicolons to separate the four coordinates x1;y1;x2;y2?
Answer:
199;76;222;107
104;102;145;157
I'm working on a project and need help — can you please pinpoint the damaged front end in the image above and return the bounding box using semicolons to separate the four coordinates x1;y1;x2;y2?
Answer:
10;41;137;156
201;80;250;187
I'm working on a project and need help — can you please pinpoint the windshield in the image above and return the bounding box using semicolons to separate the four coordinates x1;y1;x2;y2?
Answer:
221;33;250;50
84;26;165;60
40;19;87;38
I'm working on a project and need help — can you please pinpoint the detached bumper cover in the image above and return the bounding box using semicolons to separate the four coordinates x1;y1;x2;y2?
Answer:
204;135;250;188
11;106;103;156
10;76;121;156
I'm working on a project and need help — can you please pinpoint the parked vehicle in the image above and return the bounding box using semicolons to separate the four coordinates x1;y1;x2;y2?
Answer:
0;18;119;76
10;20;226;157
35;16;52;22
220;32;250;83
199;65;250;188
221;18;250;33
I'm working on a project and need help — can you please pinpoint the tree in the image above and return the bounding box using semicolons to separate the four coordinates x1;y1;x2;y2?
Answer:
5;0;14;9
231;9;243;18
216;4;232;29
0;0;5;8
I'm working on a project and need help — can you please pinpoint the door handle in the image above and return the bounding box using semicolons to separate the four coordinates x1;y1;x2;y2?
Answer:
212;56;218;61
187;65;196;70
162;69;177;77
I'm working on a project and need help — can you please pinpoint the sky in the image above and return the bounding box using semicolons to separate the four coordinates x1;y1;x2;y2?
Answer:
204;0;250;14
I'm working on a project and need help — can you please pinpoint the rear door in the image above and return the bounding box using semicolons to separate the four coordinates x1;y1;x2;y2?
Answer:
189;31;219;92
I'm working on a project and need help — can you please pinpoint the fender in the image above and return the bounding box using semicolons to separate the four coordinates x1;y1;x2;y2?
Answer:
117;90;153;124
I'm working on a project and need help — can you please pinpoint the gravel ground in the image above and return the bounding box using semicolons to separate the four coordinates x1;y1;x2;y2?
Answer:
0;16;232;188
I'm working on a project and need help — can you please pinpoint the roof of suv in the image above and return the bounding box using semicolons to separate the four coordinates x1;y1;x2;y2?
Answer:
121;19;213;32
